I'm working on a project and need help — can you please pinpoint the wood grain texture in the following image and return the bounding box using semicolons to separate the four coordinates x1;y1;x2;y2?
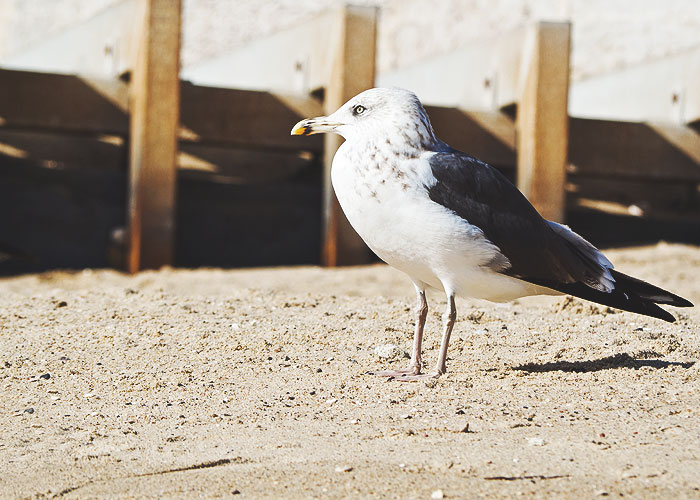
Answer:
127;0;181;272
516;22;571;223
321;5;378;266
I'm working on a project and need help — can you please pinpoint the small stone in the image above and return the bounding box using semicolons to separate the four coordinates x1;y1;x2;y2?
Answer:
24;408;34;414
527;437;545;446
374;344;406;360
39;373;51;380
231;490;241;495
431;489;445;499
56;301;68;308
335;465;353;473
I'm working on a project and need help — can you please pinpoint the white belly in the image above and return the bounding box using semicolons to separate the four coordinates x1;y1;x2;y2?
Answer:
330;149;551;301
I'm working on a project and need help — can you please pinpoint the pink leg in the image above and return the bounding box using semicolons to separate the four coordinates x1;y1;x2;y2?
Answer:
372;285;427;377
394;293;456;382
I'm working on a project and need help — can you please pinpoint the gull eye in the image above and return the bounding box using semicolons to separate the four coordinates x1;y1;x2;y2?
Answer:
352;104;366;116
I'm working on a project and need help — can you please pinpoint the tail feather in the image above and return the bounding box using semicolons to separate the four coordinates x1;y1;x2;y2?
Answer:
536;222;693;322
555;282;676;322
552;273;693;323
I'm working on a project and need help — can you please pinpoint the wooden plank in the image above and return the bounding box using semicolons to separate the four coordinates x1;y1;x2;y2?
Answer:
569;118;700;182
516;22;571;222
2;0;138;78
179;83;323;151
0;129;317;181
426;106;515;166
127;0;181;272
0;130;125;171
0;69;129;134
321;5;378;266
178;143;316;184
567;176;700;218
0;68;321;151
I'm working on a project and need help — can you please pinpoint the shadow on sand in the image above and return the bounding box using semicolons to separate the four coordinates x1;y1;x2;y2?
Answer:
514;352;695;373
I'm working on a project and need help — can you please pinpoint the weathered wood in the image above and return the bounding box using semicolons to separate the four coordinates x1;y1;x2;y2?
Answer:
0;69;321;151
127;0;181;272
567;176;700;217
178;143;316;184
426;106;516;167
569;118;700;182
516;22;571;222
321;5;378;266
179;83;323;151
0;130;125;171
0;69;129;134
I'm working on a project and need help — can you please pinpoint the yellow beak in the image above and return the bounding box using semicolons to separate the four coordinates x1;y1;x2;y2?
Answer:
290;117;343;136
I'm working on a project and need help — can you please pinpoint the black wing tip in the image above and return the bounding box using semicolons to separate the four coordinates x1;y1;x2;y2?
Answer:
648;305;676;323
672;297;694;308
548;282;683;323
645;292;693;308
610;270;693;308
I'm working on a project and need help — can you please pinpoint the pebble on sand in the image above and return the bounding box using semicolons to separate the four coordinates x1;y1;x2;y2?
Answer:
374;344;406;360
431;489;445;499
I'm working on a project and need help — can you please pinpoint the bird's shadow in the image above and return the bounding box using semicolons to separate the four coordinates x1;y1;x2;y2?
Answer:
514;352;695;373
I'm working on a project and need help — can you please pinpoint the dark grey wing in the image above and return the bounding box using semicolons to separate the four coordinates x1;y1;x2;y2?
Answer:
425;150;693;323
425;151;607;288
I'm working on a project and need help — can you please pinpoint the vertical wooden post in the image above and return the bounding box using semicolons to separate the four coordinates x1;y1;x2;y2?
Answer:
127;0;181;272
516;21;571;222
321;5;377;266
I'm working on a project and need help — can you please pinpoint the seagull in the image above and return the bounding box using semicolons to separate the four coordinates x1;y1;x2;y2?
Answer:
291;87;693;381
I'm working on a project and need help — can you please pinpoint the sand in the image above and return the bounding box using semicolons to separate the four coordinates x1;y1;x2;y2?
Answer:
1;242;699;499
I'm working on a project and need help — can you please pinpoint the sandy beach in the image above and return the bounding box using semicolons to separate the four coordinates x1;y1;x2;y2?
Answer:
1;242;699;499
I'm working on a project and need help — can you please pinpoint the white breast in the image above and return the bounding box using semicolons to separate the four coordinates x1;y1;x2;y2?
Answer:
330;146;550;301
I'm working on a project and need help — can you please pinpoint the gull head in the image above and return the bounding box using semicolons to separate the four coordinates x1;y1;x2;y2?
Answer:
291;87;437;150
